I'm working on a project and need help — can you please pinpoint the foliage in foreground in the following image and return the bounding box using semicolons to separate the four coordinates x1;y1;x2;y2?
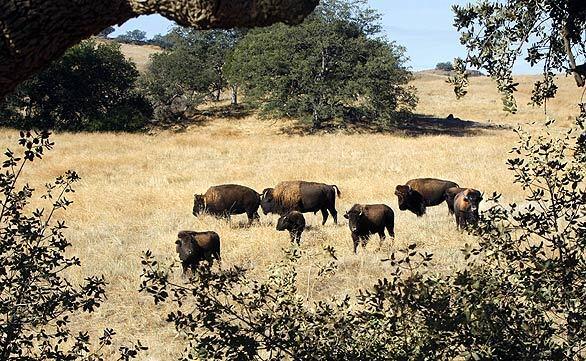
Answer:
0;41;152;131
141;111;585;360
225;0;416;129
0;131;146;360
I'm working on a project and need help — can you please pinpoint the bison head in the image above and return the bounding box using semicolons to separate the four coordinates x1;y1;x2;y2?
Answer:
192;194;206;216
260;188;275;215
344;205;364;233
176;231;198;261
394;185;425;217
462;189;483;219
276;213;293;231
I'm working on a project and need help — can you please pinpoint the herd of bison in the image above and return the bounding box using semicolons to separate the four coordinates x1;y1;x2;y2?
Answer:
176;179;483;273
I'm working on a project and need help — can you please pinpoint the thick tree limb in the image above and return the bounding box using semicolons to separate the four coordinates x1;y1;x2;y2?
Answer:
0;0;318;99
561;24;585;87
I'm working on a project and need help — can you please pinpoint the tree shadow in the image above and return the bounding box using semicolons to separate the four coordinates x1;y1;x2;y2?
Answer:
279;114;508;137
148;103;253;133
391;114;509;137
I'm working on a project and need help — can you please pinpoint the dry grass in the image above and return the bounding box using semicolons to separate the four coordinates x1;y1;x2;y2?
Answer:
0;73;581;359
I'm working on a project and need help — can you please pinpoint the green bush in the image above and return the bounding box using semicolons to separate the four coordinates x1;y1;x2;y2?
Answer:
0;40;152;132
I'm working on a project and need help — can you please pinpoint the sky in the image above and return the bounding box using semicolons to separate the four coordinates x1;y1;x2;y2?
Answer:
111;1;537;74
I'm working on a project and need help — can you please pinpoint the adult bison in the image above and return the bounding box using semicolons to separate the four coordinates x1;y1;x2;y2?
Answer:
344;204;395;253
395;178;459;216
193;184;261;225
260;181;341;225
453;188;483;228
276;211;306;244
175;230;221;274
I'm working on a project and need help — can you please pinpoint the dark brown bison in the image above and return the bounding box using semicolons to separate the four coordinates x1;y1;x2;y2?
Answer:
193;184;261;225
276;211;306;244
260;181;341;225
175;230;221;273
395;178;459;216
444;186;466;214
344;204;395;253
453;188;483;228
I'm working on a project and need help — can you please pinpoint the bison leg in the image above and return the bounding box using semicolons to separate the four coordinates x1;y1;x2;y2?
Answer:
293;229;302;245
377;231;386;251
320;208;329;225
361;236;369;251
446;200;454;215
329;207;338;225
352;233;360;254
386;223;395;239
247;211;259;225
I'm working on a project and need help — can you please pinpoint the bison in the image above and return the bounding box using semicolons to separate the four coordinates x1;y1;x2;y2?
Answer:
453;188;483;228
344;204;395;253
276;211;306;244
444;186;466;214
175;230;221;274
395;178;459;216
193;184;261;225
260;181;341;225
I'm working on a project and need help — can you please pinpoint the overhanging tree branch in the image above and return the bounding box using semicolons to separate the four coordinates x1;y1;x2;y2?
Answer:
0;0;318;99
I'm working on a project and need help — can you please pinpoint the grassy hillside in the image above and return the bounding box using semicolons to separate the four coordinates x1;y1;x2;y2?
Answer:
1;56;583;358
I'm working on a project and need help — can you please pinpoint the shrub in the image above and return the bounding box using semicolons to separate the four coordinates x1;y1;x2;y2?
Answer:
0;131;146;360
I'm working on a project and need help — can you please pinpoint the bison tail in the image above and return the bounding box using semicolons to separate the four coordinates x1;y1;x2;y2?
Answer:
332;185;341;198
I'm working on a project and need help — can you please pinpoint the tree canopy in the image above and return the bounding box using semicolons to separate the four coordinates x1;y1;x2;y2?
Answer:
226;0;416;129
0;40;152;131
140;28;244;121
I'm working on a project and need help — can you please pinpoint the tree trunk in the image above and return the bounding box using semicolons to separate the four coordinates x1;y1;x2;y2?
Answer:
561;24;585;87
215;86;221;102
0;0;318;99
231;84;238;106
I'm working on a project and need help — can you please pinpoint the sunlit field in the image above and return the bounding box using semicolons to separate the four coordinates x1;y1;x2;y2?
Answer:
0;72;582;359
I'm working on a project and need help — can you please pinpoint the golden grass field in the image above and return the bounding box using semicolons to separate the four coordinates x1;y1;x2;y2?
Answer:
1;71;584;359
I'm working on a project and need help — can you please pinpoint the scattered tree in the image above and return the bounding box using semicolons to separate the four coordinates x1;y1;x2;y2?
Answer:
0;40;152;131
140;28;244;121
226;0;416;129
115;29;148;44
435;61;454;72
0;131;146;360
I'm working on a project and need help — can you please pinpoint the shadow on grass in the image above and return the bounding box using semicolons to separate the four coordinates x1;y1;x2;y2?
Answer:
148;103;254;133
280;114;509;137
391;114;508;137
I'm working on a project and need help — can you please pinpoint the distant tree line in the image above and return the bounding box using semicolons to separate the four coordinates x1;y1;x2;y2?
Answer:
0;0;417;132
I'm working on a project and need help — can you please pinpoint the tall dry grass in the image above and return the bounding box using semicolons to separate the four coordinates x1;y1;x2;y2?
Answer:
0;73;581;359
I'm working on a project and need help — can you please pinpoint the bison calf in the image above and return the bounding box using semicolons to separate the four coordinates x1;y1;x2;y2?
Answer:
344;204;395;254
175;230;221;274
276;211;306;244
453;189;483;228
